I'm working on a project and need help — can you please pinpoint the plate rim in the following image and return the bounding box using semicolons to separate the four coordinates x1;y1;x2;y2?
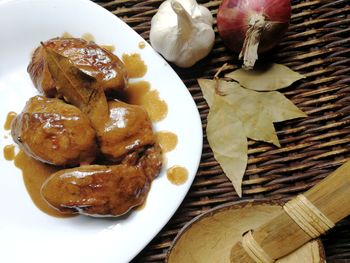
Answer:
0;0;203;261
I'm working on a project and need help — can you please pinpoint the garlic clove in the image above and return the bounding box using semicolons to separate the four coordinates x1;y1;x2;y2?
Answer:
196;5;214;25
176;26;215;68
172;1;194;40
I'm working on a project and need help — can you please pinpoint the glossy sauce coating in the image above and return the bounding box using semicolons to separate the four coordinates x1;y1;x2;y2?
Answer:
167;166;188;185
14;150;75;218
28;37;127;97
3;144;15;161
126;81;168;122
41;164;150;217
155;131;178;153
11;96;97;166
63;33;116;52
122;53;147;78
136;144;163;181
4;112;17;130
100;100;155;161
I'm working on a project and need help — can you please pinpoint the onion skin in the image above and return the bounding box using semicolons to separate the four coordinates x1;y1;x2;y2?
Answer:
217;0;291;69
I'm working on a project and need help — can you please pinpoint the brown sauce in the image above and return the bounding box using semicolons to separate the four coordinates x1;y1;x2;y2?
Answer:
167;166;188;185
138;41;146;49
14;151;76;218
3;145;15;161
4;111;17;130
126;80;151;104
81;33;95;42
126;81;168;122
142;90;168;122
122;53;147;78
155;131;178;153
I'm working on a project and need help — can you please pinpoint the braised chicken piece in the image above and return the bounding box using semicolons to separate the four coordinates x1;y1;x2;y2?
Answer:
11;96;97;166
28;37;128;97
100;100;156;162
122;144;163;181
41;164;149;217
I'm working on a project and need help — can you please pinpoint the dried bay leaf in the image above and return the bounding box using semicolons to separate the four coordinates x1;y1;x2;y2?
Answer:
198;63;307;196
44;46;109;131
197;79;216;107
207;95;247;197
261;92;307;122
215;80;281;146
225;63;305;91
44;46;96;109
198;79;306;144
197;79;241;108
223;84;307;131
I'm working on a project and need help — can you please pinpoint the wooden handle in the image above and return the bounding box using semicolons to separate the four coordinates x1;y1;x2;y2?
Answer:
230;160;350;262
305;161;350;223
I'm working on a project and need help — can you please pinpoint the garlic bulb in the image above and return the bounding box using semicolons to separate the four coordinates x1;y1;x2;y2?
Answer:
150;0;215;68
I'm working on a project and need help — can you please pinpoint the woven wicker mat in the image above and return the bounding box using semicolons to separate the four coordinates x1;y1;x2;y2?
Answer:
95;0;350;261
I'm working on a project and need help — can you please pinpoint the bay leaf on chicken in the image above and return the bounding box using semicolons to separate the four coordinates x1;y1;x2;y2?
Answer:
44;46;109;131
225;63;305;91
206;95;247;197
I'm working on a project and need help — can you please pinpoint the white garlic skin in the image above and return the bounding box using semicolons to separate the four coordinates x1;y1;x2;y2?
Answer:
150;0;215;68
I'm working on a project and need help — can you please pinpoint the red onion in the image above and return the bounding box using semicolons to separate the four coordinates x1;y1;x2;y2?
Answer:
217;0;291;69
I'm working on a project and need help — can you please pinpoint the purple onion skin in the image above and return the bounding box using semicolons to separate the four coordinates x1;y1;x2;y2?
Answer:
217;0;291;54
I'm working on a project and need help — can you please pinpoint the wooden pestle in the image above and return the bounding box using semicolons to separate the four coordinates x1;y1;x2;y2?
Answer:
230;160;350;263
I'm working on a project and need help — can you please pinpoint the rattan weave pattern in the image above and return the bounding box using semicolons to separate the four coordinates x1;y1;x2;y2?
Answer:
94;0;350;261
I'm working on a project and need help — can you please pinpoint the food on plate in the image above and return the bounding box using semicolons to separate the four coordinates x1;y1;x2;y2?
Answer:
166;165;188;185
10;36;165;217
217;0;291;69
11;95;97;166
28;37;128;97
122;53;147;78
150;0;215;68
4;111;17;130
43;45;109;132
126;80;168;122
41;164;150;216
133;144;162;181
100;100;156;162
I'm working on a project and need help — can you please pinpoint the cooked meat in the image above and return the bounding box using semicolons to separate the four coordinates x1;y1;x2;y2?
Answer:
137;144;163;181
28;37;128;97
11;95;97;166
99;100;162;180
41;164;149;217
99;100;156;161
122;144;163;181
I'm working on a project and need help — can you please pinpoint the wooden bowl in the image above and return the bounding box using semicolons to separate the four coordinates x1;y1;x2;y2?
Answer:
167;200;326;263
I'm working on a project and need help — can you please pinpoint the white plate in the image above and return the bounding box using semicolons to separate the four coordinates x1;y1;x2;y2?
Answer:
0;0;202;262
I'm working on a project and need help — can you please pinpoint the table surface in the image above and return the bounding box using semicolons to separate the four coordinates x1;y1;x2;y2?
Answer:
93;0;350;262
